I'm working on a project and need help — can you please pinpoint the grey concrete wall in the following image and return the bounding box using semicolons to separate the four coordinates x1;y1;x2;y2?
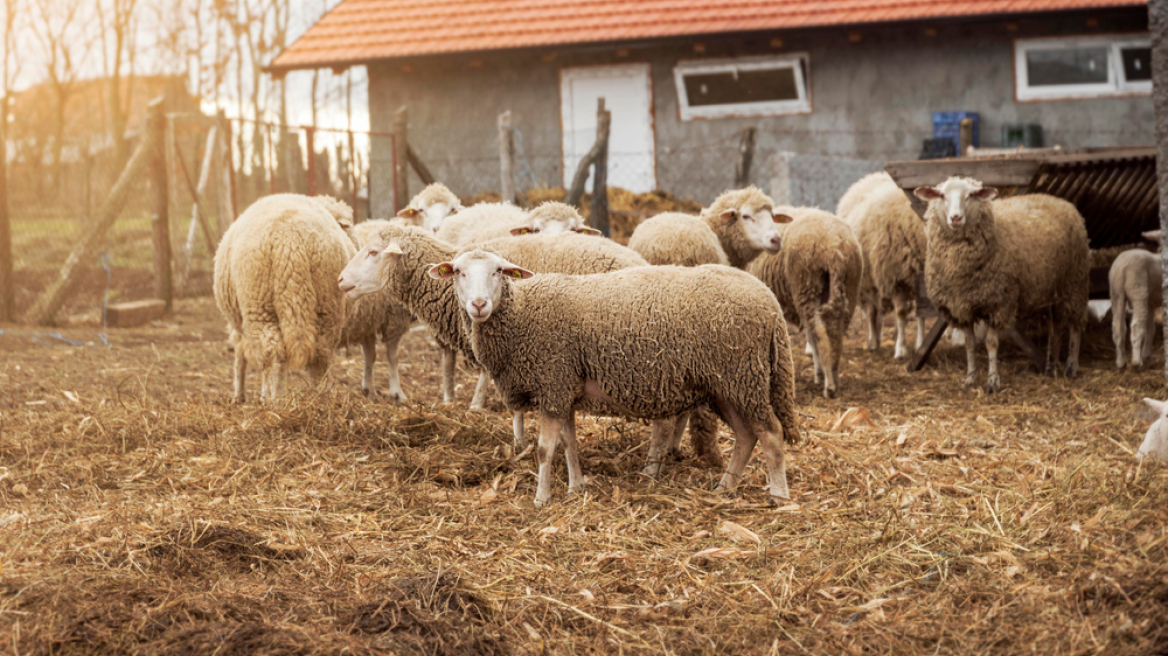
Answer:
368;7;1152;217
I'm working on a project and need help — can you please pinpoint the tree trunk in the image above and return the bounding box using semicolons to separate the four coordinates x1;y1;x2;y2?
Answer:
0;93;11;322
1152;0;1168;388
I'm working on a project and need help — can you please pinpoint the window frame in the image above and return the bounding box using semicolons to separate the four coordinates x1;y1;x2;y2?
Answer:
673;53;811;121
1014;33;1151;102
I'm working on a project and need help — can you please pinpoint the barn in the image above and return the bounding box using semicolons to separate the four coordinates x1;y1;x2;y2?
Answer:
271;0;1152;215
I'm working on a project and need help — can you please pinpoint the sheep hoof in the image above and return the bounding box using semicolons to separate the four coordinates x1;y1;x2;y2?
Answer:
566;484;587;499
666;447;685;462
701;453;725;470
984;376;1001;394
1043;364;1055;377
963;374;978;389
894;346;909;360
362;388;377;400
384;388;408;403
766;491;791;506
823;387;836;399
533;496;551;509
641;463;663;478
468;403;484;411
1065;363;1079;378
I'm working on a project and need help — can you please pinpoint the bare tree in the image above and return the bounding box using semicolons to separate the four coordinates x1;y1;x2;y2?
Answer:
97;0;141;169
30;0;89;190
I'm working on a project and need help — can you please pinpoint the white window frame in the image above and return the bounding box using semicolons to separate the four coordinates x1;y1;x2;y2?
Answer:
1015;33;1151;102
674;53;811;121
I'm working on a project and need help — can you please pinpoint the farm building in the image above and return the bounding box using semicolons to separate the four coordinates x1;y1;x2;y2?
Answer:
273;0;1153;215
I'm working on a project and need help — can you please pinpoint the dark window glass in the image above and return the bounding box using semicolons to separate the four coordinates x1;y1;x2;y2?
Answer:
1026;47;1109;86
1122;46;1151;82
683;66;799;107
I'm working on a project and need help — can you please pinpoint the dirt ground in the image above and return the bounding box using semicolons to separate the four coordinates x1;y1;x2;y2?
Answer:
2;296;1168;655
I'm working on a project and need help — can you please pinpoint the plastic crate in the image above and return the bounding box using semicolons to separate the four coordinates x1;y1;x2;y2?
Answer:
1002;123;1044;148
932;111;980;154
919;138;957;160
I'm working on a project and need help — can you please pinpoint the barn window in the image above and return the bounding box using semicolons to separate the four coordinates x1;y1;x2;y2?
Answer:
674;54;811;120
1015;34;1151;101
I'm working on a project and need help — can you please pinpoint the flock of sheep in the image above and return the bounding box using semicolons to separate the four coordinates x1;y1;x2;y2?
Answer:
212;170;1162;505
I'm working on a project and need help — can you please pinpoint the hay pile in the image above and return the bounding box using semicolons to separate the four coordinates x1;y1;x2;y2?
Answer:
2;297;1168;654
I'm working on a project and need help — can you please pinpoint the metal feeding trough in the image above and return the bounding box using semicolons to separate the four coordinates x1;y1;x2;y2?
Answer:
884;146;1159;372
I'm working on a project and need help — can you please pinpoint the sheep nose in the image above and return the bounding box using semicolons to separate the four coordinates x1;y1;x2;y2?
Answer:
471;299;487;312
770;236;781;249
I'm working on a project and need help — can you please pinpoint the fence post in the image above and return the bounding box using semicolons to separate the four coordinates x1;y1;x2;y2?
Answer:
305;126;316;196
589;99;611;237
499;110;515;204
220;111;238;222
768;152;792;206
149;100;173;313
0;93;11;322
958;118;974;157
393;106;409;212
565;97;611;210
734;127;757;188
348;130;359;220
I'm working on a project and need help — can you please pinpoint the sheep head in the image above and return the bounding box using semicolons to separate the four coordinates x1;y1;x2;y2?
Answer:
1140;398;1168;462
511;201;602;237
914;177;998;231
709;186;792;254
429;250;533;323
338;238;401;300
398;182;463;234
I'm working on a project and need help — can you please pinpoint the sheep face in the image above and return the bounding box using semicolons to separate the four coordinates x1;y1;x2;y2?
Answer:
429;251;533;323
914;177;998;231
1140;398;1168;462
511;202;602;237
720;205;790;253
338;239;400;300
400;202;458;234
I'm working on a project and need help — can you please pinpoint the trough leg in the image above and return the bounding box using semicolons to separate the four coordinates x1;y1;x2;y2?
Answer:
907;317;949;373
534;413;565;507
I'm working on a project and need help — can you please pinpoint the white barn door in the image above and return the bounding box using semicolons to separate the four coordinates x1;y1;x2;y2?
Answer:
561;63;656;193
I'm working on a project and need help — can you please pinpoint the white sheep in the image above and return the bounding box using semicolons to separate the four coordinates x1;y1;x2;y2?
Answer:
1139;398;1168;462
1109;249;1162;370
839;173;928;359
914;178;1089;392
214;194;356;402
748;207;862;398
428;250;800;506
396;182;464;234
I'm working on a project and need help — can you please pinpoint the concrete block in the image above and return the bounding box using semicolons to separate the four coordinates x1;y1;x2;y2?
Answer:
106;299;167;328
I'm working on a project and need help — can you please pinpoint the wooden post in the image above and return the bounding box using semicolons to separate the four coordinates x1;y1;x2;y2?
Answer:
498;110;515;204
590;100;610;237
958;118;974;157
0;93;11;322
305;126;316;196
149;100;173;313
215;112;234;232
180;124;219;288
734;127;757;188
1154;0;1168;388
348;130;359;221
407;146;436;186
222;112;238;221
24;97;165;325
393;106;409;212
565;97;612;211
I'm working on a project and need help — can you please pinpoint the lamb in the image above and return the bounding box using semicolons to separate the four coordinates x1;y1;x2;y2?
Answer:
839;173;928;359
214;194;356;402
1109;249;1162;369
428;250;800;506
1139;398;1168;462
341;219;418;401
747;207;862;398
337;224;648;416
914;177;1089;392
396;182;463;233
627;186;788;269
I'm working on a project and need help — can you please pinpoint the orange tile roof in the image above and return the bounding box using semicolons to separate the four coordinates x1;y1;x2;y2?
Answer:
271;0;1147;71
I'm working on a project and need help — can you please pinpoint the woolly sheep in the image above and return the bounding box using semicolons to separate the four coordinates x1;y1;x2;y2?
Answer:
627;186;789;269
914;178;1089;393
396;182;463;234
428;250;800;506
839;173;928;359
214;194;356;402
342;219;418;401
1109;249;1162;370
1139;398;1168;462
748;207;862;398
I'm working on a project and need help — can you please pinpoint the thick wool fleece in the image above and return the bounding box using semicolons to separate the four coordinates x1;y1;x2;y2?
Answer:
701;185;777;269
465;262;800;445
436;202;527;246
482;232;649;273
848;183;927;311
836;171;894;222
628;212;729;266
749;208;862;397
214;194;356;395
1110;249;1163;368
924;192;1089;333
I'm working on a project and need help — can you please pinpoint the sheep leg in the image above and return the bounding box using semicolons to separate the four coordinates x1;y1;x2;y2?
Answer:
382;327;409;402
1045;315;1062;377
642;419;675;478
232;346;248;404
813;315;837;399
440;348;456;403
714;403;759;495
1113;291;1129;369
754;420;789;503
512;411;526;451
666;411;690;459
359;335;378;399
892;293;911;360
1132;297;1151;369
688;405;723;469
1065;328;1081;379
985;327;1001;394
962;326;978;389
915;316;927;351
1143;306;1157;365
561;413;585;497
534;413;566;508
864;302;882;351
262;362;284;402
469;371;490;409
806;327;824;386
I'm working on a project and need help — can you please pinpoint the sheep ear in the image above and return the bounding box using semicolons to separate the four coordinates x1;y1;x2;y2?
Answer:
772;213;793;224
385;242;403;256
574;226;603;236
397;208;420;219
1145;398;1168;417
719;209;738;222
914;186;943;202
1143;230;1162;244
971;187;998;201
510;227;534;236
502;266;534;280
428;262;456;279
